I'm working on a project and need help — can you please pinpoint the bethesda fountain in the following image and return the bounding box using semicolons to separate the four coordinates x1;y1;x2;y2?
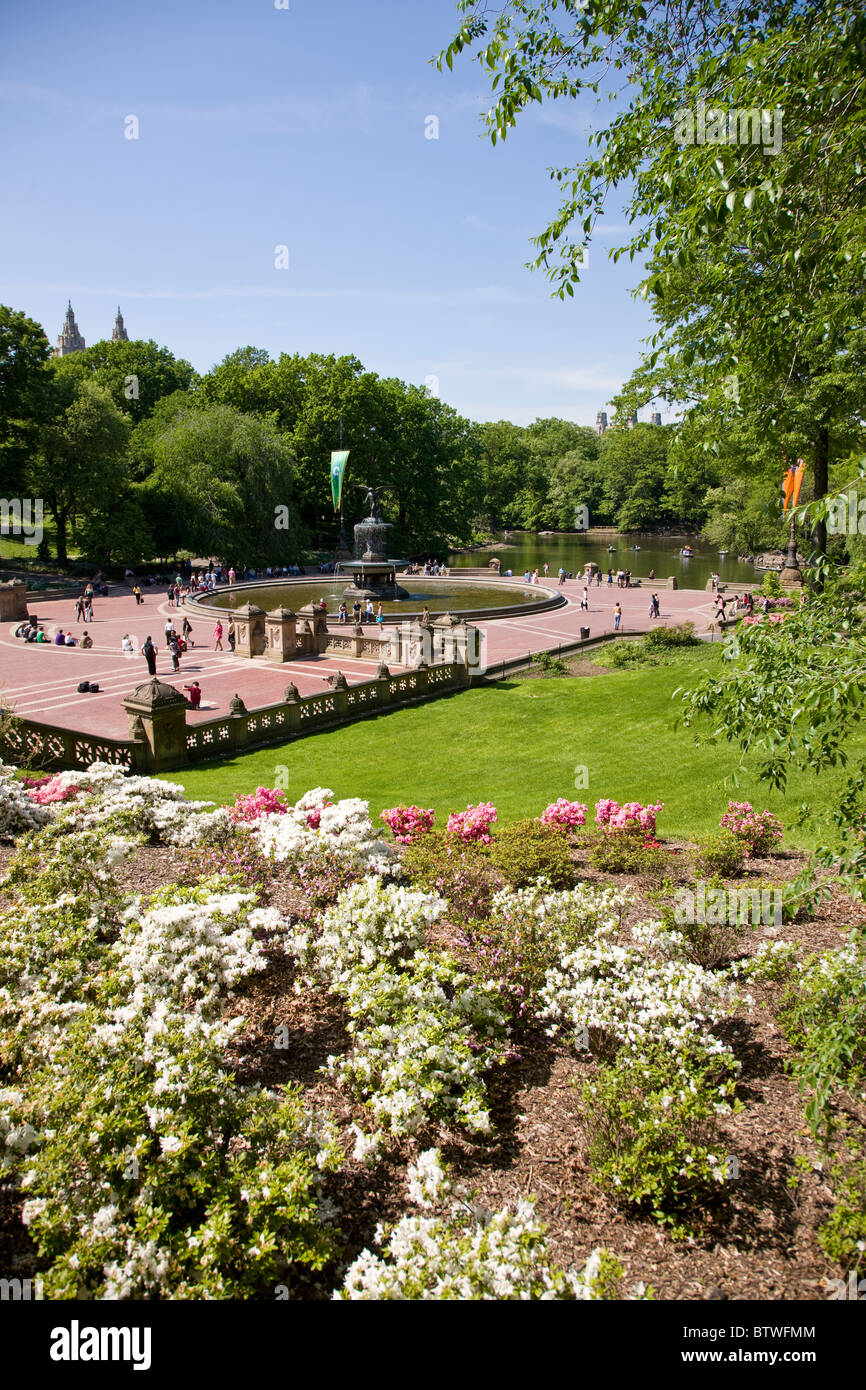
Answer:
338;486;410;602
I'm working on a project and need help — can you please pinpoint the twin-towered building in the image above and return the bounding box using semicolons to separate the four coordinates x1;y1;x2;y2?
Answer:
55;301;129;357
594;408;663;434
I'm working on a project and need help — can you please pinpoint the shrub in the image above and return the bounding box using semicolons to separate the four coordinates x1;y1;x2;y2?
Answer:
446;802;498;844
819;1155;866;1270
776;942;866;1141
380;804;435;843
691;831;747;877
581;1039;741;1225
539;798;587;830
531;650;569;676
337;1150;623;1300
588;833;672;882
719;801;783;856
229;786;289;822
488;819;575;889
761;570;783;597
642;622;699;651
595;799;663;834
402;830;502;921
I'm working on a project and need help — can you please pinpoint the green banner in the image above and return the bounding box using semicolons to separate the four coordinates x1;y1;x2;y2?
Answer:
330;450;349;512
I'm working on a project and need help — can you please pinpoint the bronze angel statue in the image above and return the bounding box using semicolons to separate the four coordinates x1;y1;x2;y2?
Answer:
360;484;387;520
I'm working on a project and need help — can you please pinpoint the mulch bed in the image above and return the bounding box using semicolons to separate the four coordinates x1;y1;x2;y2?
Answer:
0;836;861;1300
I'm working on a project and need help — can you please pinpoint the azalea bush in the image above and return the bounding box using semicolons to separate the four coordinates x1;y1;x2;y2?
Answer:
337;1149;624;1300
581;1039;741;1225
539;798;587;830
229;786;289;823
719;801;784;857
487;819;575;889
0;828;342;1298
588;834;673;882
447;802;498;845
402;830;503;922
461;881;630;1025
379;804;435;843
251;787;396;876
595;799;663;835
692;831;748;878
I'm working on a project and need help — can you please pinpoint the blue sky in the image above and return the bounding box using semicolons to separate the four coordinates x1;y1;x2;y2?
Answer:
0;0;663;426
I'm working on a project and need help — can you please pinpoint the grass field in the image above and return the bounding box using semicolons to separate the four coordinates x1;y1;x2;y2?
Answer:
160;646;853;850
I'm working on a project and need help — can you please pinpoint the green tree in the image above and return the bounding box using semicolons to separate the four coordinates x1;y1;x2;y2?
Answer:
0;306;53;497
439;2;866;557
56;338;197;425
143;403;296;564
597;424;671;530
28;377;131;565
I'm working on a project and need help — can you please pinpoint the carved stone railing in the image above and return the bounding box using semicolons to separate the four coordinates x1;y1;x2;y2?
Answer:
0;716;145;773
1;660;472;775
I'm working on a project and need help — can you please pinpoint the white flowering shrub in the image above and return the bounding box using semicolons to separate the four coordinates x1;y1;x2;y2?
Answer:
293;879;509;1139
336;1149;624;1300
330;952;507;1136
252;787;397;876
0;761;53;840
0;824;343;1299
292;876;445;986
48;764;235;847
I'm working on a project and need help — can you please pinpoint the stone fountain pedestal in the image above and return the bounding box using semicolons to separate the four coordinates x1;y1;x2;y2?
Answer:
339;514;409;602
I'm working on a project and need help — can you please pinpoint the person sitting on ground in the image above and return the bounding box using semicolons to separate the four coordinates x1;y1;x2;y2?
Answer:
54;629;66;646
80;631;93;649
64;632;77;646
122;633;133;653
35;626;48;643
183;680;202;709
14;622;28;639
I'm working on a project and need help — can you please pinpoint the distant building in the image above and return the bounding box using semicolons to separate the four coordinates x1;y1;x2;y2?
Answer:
651;411;663;427
55;302;131;356
55;300;85;357
595;411;609;435
627;410;639;429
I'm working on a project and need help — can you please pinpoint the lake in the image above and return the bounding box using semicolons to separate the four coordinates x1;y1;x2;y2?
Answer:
447;532;756;590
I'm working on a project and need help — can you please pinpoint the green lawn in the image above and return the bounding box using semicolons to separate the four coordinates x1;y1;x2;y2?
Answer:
160;646;852;850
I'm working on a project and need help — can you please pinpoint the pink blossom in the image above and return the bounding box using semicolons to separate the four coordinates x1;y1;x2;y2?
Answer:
229;786;290;823
594;799;663;834
380;805;436;844
540;799;587;830
446;802;498;844
719;801;783;855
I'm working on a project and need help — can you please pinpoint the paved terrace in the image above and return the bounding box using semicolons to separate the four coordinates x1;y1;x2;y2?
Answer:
1;577;720;740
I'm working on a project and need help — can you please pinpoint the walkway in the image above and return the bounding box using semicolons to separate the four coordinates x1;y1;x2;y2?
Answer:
1;577;719;740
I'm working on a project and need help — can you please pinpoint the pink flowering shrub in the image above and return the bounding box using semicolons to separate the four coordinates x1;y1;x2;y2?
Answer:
229;786;289;823
26;775;80;806
446;802;498;845
379;805;436;844
719;801;783;856
539;799;587;831
595;799;663;835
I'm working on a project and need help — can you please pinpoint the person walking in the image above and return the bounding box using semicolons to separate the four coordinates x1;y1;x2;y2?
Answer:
596;568;603;587
181;616;194;647
614;602;622;632
652;593;661;618
543;562;549;577
75;596;86;624
421;606;431;625
558;566;566;586
376;603;384;626
142;636;157;676
624;568;631;589
607;568;613;585
84;595;94;623
169;634;181;672
133;584;142;606
213;620;224;651
581;586;589;611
